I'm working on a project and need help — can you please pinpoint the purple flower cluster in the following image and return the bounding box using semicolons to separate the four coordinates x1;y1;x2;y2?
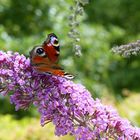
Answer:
0;51;140;139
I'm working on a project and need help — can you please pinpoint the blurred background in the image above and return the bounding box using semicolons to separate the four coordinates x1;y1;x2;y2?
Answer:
0;0;140;139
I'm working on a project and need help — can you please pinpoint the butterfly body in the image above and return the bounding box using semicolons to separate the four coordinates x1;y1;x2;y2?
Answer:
30;33;74;79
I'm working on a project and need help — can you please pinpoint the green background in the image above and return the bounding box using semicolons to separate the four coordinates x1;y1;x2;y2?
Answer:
0;0;140;139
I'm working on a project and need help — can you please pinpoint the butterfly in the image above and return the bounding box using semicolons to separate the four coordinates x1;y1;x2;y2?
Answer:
30;33;74;79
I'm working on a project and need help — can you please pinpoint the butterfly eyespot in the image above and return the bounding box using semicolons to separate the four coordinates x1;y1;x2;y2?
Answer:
54;39;59;45
36;47;46;56
36;48;44;54
50;36;59;47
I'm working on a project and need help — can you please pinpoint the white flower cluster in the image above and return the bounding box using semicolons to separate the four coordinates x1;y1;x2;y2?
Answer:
68;0;89;56
112;40;140;57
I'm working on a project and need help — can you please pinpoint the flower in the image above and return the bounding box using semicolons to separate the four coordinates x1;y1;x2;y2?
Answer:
112;40;140;57
68;0;89;57
0;51;140;139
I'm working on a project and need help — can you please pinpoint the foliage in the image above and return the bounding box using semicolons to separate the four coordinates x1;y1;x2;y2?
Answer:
117;93;140;127
0;0;50;36
0;115;74;140
86;0;140;35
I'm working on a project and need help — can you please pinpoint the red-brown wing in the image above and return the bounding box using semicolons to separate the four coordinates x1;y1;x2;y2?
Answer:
34;65;64;76
32;56;74;79
34;64;74;79
31;55;49;65
42;33;60;63
43;44;59;63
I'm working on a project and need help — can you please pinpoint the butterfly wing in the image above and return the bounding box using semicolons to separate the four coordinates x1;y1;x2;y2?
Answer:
30;46;74;79
34;64;74;79
42;33;60;63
